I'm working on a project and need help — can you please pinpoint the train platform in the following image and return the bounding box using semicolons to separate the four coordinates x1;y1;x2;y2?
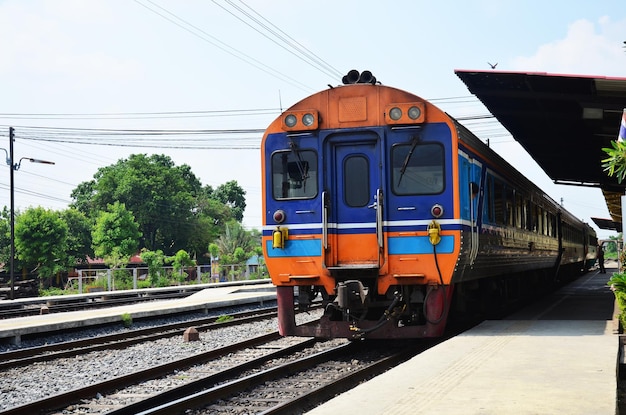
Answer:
307;264;619;415
0;281;276;345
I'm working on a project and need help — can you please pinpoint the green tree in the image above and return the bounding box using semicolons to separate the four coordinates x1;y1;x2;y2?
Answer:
208;243;220;259
212;220;261;278
14;207;68;282
212;180;246;222
0;207;11;267
72;154;202;255
70;154;247;261
168;249;196;284
91;201;141;270
140;248;167;286
70;181;97;215
197;187;236;240
60;208;94;266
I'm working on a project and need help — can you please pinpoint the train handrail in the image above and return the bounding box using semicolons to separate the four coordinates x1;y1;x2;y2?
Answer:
322;190;329;250
376;188;384;249
469;181;479;265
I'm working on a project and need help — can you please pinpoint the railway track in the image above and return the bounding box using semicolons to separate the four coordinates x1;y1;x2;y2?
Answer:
0;290;201;319
183;339;427;415
1;333;330;414
2;333;428;415
0;280;274;319
0;306;286;370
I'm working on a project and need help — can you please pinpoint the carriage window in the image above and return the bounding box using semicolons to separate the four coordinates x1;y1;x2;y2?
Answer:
493;179;505;225
392;143;444;195
271;150;318;199
505;187;515;227
344;155;370;207
485;175;494;223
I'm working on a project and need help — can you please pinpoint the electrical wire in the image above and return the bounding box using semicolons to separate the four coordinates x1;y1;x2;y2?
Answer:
216;0;343;80
133;0;314;92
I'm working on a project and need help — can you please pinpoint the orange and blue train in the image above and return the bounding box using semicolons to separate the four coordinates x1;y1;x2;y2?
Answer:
261;70;597;339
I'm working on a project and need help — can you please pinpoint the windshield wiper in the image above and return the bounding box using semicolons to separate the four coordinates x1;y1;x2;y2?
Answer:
397;135;420;186
289;139;309;189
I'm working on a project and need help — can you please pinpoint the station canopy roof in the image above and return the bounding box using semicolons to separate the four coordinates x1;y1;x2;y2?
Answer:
455;69;626;233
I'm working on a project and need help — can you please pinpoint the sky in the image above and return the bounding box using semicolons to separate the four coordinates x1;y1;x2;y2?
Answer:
0;0;625;240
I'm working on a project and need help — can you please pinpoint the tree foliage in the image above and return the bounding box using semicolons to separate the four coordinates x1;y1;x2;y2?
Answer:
70;154;242;259
0;153;252;285
602;140;626;183
91;201;141;269
168;249;196;283
72;154;200;254
140;248;167;286
60;208;94;266
0;207;10;267
214;220;257;265
14;207;68;279
212;180;247;222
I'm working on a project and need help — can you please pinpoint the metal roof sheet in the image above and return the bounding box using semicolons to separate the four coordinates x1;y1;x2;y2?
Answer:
455;69;626;230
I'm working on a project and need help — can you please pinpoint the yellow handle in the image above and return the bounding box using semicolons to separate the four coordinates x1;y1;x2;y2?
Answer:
428;220;441;245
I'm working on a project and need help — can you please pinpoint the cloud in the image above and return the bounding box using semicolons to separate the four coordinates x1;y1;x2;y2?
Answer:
511;17;626;76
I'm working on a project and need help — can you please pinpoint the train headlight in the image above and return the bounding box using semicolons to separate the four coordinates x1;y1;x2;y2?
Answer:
385;102;425;125
282;110;319;131
431;204;444;218
408;106;422;120
284;114;298;128
302;113;315;127
389;107;402;120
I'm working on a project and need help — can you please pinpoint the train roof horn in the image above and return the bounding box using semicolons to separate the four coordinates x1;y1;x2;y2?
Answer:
342;69;378;85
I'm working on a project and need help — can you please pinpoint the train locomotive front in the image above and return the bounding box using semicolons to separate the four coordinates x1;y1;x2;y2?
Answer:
261;71;463;339
262;70;593;339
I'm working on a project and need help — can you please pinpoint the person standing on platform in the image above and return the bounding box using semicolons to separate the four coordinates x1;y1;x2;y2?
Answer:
597;244;606;274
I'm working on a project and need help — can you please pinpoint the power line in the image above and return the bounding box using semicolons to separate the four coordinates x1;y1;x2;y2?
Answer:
10;126;263;149
0;108;281;120
216;0;343;80
133;0;314;92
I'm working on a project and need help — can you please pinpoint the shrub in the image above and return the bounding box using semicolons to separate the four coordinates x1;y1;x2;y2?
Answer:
216;315;234;323
608;273;626;330
40;286;76;296
121;312;133;328
113;269;133;290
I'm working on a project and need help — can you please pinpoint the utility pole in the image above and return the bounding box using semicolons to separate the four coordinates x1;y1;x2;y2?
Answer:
5;127;54;300
9;127;14;300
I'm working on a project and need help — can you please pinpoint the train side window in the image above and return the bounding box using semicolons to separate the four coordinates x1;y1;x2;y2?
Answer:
391;143;444;195
514;193;520;228
505;187;514;227
344;155;370;207
534;205;541;233
485;175;494;223
271;149;318;200
493;179;505;225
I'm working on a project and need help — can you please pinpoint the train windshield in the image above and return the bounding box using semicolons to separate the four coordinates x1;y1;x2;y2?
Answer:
392;143;444;195
271;149;318;199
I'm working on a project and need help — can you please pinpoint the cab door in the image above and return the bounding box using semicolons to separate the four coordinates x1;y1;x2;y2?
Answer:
325;132;383;268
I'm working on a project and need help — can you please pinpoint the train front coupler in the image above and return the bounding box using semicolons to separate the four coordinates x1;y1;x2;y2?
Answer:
349;290;404;339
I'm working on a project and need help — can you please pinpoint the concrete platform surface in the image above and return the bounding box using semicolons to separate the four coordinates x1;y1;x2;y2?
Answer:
307;270;618;415
0;283;276;343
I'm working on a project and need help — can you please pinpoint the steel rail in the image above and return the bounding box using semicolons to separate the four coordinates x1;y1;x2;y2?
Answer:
0;307;280;370
0;331;292;415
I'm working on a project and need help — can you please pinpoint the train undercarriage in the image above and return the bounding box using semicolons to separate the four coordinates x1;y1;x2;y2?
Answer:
276;262;583;340
277;279;454;339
